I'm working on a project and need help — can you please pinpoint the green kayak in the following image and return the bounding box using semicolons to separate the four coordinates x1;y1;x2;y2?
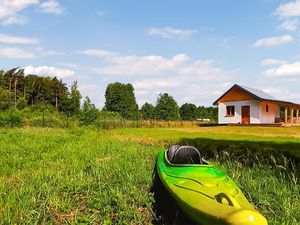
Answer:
156;145;268;225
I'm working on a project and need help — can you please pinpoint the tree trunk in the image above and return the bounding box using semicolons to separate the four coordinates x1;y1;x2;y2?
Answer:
9;78;12;92
24;83;26;98
55;93;58;109
14;79;18;108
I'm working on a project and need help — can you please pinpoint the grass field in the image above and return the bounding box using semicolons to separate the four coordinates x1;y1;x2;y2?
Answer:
0;127;299;224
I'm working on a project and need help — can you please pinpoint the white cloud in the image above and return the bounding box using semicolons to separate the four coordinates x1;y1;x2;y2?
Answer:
24;66;76;78
35;47;65;56
263;88;290;96
0;47;35;59
263;61;300;77
78;49;241;107
252;35;294;47
275;0;300;17
78;49;237;107
261;58;287;66
0;33;39;44
2;16;28;25
40;0;64;15
148;27;198;39
0;0;38;25
0;45;66;59
133;79;233;107
79;49;235;82
78;49;119;58
261;86;300;103
79;83;103;103
277;19;298;31
57;62;77;68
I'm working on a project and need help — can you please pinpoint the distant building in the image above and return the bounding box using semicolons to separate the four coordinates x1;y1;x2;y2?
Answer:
197;118;211;122
213;84;300;125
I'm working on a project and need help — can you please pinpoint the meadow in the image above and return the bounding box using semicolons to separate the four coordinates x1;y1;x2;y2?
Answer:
0;126;299;224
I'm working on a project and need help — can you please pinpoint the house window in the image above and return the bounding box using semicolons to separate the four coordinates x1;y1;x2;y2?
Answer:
226;105;235;117
266;105;269;112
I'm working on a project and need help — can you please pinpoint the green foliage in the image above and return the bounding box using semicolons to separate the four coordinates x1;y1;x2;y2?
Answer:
98;110;122;121
104;82;138;119
69;81;81;114
23;103;67;127
0;68;79;113
180;103;197;120
16;97;27;110
94;110;124;129
0;108;24;127
0;87;10;110
197;106;218;122
60;81;82;116
79;97;99;125
140;102;155;120
155;93;180;121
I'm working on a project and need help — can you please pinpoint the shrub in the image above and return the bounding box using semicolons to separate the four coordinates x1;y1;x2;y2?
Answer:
79;97;99;125
0;88;10;110
22;104;68;127
16;97;27;110
0;109;24;127
94;111;123;129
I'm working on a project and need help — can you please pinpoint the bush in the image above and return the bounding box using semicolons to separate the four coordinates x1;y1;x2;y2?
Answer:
0;109;24;127
79;97;99;125
21;104;69;128
28;113;67;127
0;88;10;110
94;111;124;129
16;97;27;110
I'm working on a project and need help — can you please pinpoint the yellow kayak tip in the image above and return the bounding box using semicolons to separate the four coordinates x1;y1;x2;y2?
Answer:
226;209;268;225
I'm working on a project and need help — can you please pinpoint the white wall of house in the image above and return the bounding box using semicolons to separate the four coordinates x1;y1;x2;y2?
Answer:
259;102;280;124
218;100;260;124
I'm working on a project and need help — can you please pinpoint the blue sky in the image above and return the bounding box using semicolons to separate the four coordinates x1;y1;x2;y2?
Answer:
1;0;300;107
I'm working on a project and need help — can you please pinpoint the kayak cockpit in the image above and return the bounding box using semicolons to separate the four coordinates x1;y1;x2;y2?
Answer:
165;145;208;166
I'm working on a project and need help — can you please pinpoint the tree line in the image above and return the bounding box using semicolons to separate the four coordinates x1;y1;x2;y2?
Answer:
0;68;217;124
0;68;81;115
104;82;217;121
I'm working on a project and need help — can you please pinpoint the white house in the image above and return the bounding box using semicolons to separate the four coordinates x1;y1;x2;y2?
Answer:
213;84;300;125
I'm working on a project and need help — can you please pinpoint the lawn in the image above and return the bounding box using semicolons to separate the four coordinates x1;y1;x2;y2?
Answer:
0;127;299;224
112;126;300;157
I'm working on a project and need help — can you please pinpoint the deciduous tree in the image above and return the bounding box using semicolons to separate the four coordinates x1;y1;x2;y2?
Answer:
180;103;197;120
155;93;180;120
140;102;155;120
104;82;138;119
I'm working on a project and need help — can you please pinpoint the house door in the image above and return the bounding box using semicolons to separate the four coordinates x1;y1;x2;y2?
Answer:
241;106;250;124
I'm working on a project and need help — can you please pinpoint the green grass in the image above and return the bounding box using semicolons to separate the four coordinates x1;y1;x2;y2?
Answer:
112;126;300;157
0;128;159;224
0;127;299;224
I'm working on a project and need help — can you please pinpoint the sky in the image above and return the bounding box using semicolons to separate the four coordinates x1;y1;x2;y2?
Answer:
1;0;300;108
